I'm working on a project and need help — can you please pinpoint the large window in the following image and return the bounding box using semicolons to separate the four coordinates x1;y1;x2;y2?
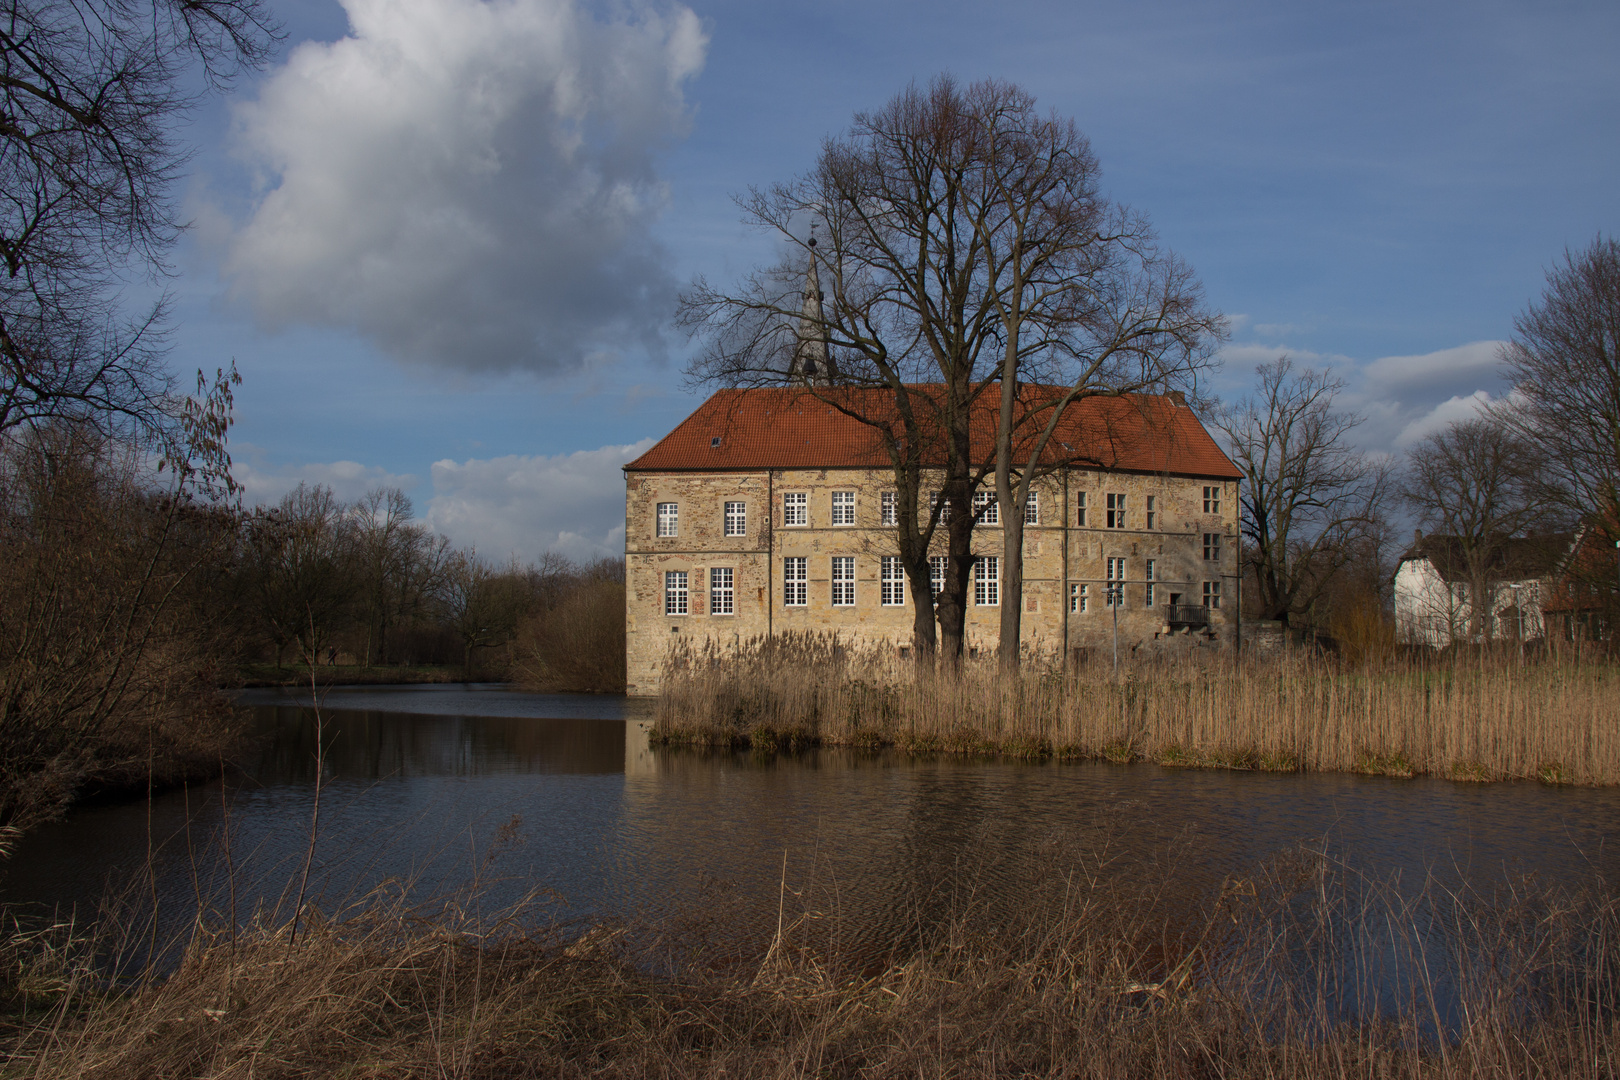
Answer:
1203;486;1221;515
1145;495;1156;530
1075;491;1087;526
656;502;678;537
1070;582;1088;613
1106;557;1126;607
1203;532;1222;561
880;491;898;527
975;556;1000;606
1144;559;1156;607
1106;493;1127;529
881;556;905;606
723;501;746;537
831;556;855;606
831;491;856;526
664;571;688;615
783;557;807;606
1203;580;1222;609
930;490;950;523
929;555;946;599
709;567;733;615
783;492;807;526
972;490;999;525
1024;492;1039;525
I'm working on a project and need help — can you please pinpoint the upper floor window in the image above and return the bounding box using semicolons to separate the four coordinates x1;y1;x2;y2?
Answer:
783;557;807;606
1203;486;1221;515
880;491;898;527
1106;557;1126;607
1144;559;1156;607
831;490;856;526
1203;533;1222;562
656;502;678;538
881;556;905;606
1106;493;1127;529
1203;580;1222;609
974;556;1000;606
664;570;688;615
1145;495;1156;530
783;492;807;527
709;567;734;615
930;490;951;524
831;556;856;606
929;555;946;599
972;490;999;525
1075;491;1087;527
723;501;746;537
1024;492;1039;525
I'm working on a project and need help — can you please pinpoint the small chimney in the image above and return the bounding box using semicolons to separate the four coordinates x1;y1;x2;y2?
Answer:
1167;390;1186;407
1414;528;1423;545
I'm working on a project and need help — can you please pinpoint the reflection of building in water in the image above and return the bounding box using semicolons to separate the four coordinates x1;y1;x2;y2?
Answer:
624;720;656;776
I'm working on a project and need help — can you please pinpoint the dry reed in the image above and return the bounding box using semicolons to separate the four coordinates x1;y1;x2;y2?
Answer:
655;633;1620;784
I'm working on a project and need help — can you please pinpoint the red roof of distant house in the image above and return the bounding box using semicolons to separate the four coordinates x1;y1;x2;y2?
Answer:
625;386;1242;478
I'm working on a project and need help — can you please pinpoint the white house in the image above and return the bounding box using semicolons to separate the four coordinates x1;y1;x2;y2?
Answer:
1394;532;1570;647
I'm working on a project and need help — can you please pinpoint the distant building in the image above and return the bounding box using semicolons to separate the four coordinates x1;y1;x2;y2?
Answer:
1393;532;1572;647
621;387;1244;695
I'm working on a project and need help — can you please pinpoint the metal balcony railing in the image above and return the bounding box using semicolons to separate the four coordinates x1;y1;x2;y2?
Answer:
1167;603;1210;627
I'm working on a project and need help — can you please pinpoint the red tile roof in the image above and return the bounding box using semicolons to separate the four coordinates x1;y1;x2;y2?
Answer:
625;386;1241;479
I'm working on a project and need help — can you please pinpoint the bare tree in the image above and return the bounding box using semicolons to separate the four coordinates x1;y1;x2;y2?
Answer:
1497;235;1620;564
352;487;450;666
0;0;277;443
682;77;1220;666
242;483;358;666
1213;357;1389;627
1401;416;1549;642
438;553;531;675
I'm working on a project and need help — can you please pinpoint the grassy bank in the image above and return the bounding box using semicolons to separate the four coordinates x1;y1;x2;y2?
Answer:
4;852;1616;1078
655;635;1620;784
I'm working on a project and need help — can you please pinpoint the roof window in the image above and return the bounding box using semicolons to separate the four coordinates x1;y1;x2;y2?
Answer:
710;437;721;448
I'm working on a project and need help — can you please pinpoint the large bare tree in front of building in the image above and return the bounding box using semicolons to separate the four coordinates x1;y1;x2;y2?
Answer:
682;77;1220;666
1212;357;1389;627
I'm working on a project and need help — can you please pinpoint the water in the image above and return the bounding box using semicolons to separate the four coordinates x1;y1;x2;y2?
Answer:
5;684;1619;972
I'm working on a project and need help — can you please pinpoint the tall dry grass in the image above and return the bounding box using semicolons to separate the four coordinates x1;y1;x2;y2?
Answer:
656;633;1620;783
4;847;1618;1078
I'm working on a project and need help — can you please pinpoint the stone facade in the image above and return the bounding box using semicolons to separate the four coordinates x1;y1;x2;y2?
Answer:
624;465;1240;695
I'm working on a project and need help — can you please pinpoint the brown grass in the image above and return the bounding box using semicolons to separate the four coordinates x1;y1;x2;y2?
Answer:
3;847;1617;1078
654;634;1620;784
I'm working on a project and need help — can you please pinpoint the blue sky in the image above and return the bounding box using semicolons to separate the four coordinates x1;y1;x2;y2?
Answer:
164;0;1620;560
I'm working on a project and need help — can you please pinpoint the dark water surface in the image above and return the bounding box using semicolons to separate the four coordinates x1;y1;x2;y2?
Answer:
4;684;1619;962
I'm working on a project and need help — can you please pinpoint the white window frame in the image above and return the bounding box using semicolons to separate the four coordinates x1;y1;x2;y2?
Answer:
1203;486;1221;515
1145;495;1156;530
1106;557;1126;607
1106;493;1127;529
709;567;734;615
929;555;946;599
664;570;688;615
930;490;950;524
880;491;898;527
831;490;856;526
783;491;808;527
1075;491;1087;527
1204;580;1222;609
783;557;807;606
974;555;1000;606
1204;532;1222;562
1144;559;1156;607
656;502;678;538
973;490;999;525
1070;582;1088;613
831;556;855;606
1024;491;1039;525
723;501;746;537
881;556;905;606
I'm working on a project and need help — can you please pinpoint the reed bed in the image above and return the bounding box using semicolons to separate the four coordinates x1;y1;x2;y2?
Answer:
4;848;1618;1078
655;634;1620;784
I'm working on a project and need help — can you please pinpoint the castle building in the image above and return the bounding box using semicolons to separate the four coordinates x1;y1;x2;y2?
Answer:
622;387;1244;695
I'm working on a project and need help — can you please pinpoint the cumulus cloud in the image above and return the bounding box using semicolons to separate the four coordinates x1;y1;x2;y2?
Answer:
220;0;707;373
235;457;420;505
1390;390;1497;447
1359;341;1508;401
424;439;654;563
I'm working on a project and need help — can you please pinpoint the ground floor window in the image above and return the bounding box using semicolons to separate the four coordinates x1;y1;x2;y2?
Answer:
975;556;999;606
881;556;905;606
831;556;855;606
783;558;807;606
1070;582;1088;613
1144;559;1156;607
709;567;733;615
929;555;946;599
1203;580;1222;609
1106;557;1126;607
664;571;688;615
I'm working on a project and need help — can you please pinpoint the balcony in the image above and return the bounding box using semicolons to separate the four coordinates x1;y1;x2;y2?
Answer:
1167;603;1210;628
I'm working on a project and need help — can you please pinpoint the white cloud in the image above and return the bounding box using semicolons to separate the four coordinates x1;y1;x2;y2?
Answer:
1359;340;1508;400
219;0;707;373
235;457;419;505
1390;390;1496;447
424;439;654;562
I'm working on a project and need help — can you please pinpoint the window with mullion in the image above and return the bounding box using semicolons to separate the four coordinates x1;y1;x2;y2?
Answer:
831;556;855;606
881;556;905;606
783;557;807;606
709;567;734;615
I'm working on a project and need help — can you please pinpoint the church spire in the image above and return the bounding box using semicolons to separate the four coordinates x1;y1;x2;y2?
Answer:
790;231;837;385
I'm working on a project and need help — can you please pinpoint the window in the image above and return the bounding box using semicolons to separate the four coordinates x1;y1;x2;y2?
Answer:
1075;491;1087;527
881;491;898;527
1070;582;1089;613
664;571;688;615
881;556;905;606
831;490;856;526
1203;580;1222;610
1203;486;1221;515
1106;493;1127;529
974;556;1000;606
1024;491;1039;525
972;490;999;525
1146;495;1156;530
1203;532;1222;561
783;492;807;527
1106;557;1126;607
831;556;855;606
929;555;946;599
656;502;678;537
783;557;807;606
723;501;746;537
931;491;950;523
709;567;734;615
1144;559;1156;607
